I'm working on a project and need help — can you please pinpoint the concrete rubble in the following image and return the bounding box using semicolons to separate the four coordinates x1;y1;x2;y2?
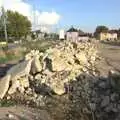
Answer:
0;41;98;98
0;41;120;119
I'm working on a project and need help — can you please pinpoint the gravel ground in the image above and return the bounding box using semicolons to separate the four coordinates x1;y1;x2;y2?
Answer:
0;105;52;120
96;42;120;77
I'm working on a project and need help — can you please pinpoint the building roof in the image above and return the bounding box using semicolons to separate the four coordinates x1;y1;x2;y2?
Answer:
78;29;86;36
67;27;78;32
109;30;118;34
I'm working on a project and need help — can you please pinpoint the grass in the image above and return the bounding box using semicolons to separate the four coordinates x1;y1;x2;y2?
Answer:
0;39;60;64
0;54;21;64
0;46;25;64
0;99;16;107
22;39;60;53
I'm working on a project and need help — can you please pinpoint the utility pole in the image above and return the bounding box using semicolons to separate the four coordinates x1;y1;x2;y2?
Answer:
1;6;8;46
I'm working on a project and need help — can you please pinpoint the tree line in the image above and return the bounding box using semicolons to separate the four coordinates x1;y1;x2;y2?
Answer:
94;26;120;39
0;9;31;41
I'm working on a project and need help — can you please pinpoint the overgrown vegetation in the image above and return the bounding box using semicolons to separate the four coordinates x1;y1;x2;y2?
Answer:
0;99;16;107
0;8;31;40
0;39;60;64
0;46;25;64
22;39;60;52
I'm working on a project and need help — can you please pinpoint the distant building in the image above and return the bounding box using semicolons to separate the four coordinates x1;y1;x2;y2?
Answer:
99;30;117;40
59;29;65;40
78;29;89;41
66;27;78;42
32;30;45;40
66;27;89;42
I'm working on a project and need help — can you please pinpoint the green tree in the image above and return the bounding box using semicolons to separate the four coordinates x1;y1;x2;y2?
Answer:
6;10;31;39
94;26;109;38
117;29;120;39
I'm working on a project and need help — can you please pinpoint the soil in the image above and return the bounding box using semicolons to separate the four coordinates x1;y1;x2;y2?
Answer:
96;42;120;77
0;105;52;120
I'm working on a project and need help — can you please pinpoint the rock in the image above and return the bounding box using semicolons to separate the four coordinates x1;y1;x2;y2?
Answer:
8;76;29;94
110;93;118;102
75;52;88;65
8;80;20;94
18;86;25;93
25;50;40;60
7;60;32;79
19;76;29;88
35;74;42;80
104;104;113;112
50;80;65;95
101;96;110;108
53;86;65;95
31;55;42;74
6;96;11;100
98;81;106;88
0;74;11;99
109;70;120;88
7;114;14;119
36;95;45;107
29;75;34;81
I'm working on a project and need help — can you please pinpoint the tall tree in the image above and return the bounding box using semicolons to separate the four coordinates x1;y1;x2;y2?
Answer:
6;10;31;39
94;26;109;38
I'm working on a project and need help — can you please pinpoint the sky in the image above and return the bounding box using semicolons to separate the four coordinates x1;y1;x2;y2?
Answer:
0;0;120;32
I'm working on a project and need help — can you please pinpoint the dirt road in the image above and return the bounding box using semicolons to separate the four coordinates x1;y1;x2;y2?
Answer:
96;42;120;76
0;105;52;120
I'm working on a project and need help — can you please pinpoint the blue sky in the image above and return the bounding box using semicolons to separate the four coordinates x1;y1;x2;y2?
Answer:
26;0;120;32
2;0;120;32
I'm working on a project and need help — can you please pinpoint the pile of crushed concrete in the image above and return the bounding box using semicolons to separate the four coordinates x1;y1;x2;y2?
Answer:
0;41;98;99
1;41;120;120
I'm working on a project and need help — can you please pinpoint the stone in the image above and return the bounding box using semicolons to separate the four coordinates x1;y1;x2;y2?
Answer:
50;80;65;95
101;96;110;108
109;70;120;88
19;76;29;88
98;81;106;89
75;52;88;65
6;96;11;100
8;80;20;95
104;104;113;112
110;93;118;102
31;55;42;74
53;86;65;95
18;86;25;93
7;114;14;119
35;74;42;80
7;60;32;79
0;74;11;99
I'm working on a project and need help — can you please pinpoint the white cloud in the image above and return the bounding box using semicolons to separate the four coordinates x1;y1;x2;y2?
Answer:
0;0;61;31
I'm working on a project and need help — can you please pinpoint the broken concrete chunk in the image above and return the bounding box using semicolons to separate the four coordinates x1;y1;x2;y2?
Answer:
31;55;42;74
7;60;32;79
8;80;20;95
0;74;11;99
19;76;29;88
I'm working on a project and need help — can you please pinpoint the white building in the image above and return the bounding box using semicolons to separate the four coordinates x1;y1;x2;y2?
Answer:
66;27;79;42
66;27;89;42
59;29;65;40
